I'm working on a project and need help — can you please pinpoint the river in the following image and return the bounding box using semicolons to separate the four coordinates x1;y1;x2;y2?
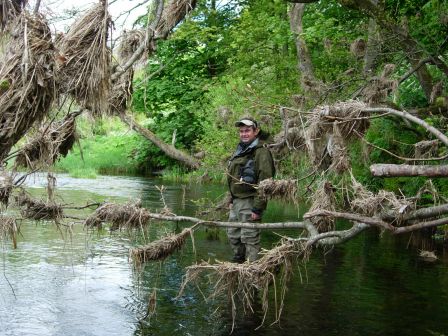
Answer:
0;174;447;335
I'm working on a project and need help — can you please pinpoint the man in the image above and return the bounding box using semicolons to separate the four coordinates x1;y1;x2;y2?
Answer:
227;117;275;262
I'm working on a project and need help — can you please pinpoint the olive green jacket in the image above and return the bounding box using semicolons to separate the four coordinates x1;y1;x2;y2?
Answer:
227;137;275;214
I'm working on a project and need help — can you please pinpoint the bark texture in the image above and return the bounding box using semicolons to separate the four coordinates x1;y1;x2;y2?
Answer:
370;164;448;177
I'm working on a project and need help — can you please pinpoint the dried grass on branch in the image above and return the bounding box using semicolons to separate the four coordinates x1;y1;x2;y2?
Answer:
350;38;366;58
156;0;197;37
328;123;350;173
258;178;298;203
0;215;19;248
109;72;133;115
305;101;368;167
130;227;193;266
362;64;398;105
15;190;63;221
414;140;438;159
0;12;55;162
56;2;111;117
0;169;14;206
109;30;146;115
0;0;25;30
350;174;412;218
118;29;145;61
179;240;307;327
84;200;151;230
15;113;78;169
308;180;336;232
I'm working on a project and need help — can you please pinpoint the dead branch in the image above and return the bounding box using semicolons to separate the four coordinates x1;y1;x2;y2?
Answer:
119;113;200;169
147;212;307;230
304;209;395;231
370;164;448;177
361;107;448;147
394;217;448;234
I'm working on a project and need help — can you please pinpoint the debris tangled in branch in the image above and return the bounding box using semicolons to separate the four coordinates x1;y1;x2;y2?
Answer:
179;240;307;328
84;200;151;230
15;191;63;221
15;112;78;169
156;0;197;37
328;123;350;173
0;0;25;31
308;180;336;232
350;38;366;58
0;215;19;248
130;228;193;266
305;101;368;167
0;169;14;206
118;29;146;61
414;140;438;159
350;174;412;218
56;2;111;117
258;178;298;203
108;30;142;116
0;12;55;161
362;64;398;104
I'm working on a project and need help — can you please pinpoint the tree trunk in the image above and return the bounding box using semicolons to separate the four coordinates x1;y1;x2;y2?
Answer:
370;164;448;177
289;3;314;79
409;58;434;100
363;17;380;74
119;113;200;169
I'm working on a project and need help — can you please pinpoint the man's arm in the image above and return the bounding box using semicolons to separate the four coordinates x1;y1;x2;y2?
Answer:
252;147;275;219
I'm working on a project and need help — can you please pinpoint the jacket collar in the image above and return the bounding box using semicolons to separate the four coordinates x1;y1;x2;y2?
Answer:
231;138;259;160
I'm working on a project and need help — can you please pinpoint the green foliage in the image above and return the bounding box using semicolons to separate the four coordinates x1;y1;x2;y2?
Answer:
303;0;366;83
57;0;448;206
56;116;153;175
68;167;98;179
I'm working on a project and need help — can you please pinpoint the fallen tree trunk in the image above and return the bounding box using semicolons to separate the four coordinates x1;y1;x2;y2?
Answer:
119;113;200;169
370;164;448;177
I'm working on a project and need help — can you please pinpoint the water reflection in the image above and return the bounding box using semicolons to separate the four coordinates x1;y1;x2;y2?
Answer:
0;174;447;335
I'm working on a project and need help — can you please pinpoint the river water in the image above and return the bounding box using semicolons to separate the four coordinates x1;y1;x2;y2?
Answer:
0;174;447;336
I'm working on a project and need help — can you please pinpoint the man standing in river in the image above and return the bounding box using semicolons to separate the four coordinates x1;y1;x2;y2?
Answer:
227;117;275;262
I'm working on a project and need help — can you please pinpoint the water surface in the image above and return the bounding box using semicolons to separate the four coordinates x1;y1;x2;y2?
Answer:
0;174;447;336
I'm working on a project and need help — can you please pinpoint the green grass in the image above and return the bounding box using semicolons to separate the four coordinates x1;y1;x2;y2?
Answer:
56;133;144;177
68;167;98;179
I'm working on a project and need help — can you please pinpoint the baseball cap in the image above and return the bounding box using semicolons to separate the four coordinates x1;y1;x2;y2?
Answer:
234;117;258;128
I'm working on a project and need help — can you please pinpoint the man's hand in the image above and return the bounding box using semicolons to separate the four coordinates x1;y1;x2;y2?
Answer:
251;212;261;221
229;203;233;210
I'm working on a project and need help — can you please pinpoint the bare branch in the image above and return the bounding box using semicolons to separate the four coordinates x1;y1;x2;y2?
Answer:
361;107;448;147
381;203;448;222
304;209;395;231
119;113;200;169
147;212;307;229
370;164;448;177
34;0;42;13
398;57;432;84
394;217;448;234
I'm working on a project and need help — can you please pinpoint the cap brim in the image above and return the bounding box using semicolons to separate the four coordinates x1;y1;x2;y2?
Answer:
235;120;255;127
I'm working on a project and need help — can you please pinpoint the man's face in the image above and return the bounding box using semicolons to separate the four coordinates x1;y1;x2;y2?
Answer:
239;126;259;143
